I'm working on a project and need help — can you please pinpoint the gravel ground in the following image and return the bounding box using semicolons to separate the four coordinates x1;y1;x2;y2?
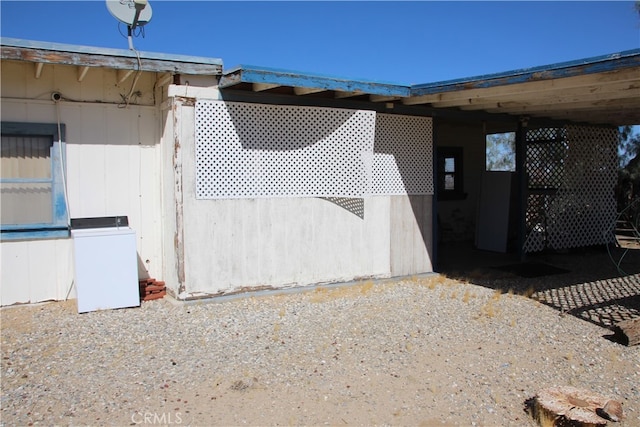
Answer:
1;272;639;426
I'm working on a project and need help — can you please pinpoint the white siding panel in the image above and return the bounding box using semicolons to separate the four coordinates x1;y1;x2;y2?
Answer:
1;242;31;305
25;239;59;302
0;239;74;305
1;98;163;302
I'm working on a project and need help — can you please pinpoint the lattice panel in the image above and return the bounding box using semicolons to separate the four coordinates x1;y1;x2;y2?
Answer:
195;102;434;199
547;125;618;249
526;128;567;189
524;125;618;253
524;194;552;252
196;101;375;198
372;114;434;195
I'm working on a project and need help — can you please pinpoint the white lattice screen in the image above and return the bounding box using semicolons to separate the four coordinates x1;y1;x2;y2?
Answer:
523;125;618;252
373;114;434;195
195;101;433;199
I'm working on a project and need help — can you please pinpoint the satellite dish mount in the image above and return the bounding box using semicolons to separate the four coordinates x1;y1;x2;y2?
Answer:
106;0;153;50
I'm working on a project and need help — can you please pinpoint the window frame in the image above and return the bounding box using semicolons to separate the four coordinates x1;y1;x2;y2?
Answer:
1;122;69;240
437;146;466;201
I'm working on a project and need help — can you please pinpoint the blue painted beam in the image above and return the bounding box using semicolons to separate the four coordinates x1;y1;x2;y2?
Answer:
410;49;640;96
220;65;410;98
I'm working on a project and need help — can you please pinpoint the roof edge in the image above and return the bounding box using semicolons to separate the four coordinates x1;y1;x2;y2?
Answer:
410;49;640;96
220;64;410;97
0;37;223;67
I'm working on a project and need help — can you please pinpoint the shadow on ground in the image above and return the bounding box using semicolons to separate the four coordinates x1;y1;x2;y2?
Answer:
436;242;640;331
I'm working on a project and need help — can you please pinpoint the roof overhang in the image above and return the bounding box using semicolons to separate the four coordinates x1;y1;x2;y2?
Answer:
3;38;638;126
220;65;410;102
221;50;640;126
406;50;640;126
0;37;223;82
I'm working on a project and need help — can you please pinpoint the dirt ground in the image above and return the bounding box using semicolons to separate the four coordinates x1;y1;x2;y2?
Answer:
1;245;639;427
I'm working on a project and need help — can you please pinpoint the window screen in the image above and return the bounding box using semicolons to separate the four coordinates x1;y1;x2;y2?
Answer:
1;135;54;225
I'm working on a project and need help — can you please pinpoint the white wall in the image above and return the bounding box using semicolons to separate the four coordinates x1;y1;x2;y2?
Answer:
1;238;74;305
1;60;164;305
164;97;434;298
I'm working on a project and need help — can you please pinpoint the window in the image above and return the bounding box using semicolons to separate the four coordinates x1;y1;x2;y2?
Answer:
486;132;516;172
1;122;69;240
437;147;465;200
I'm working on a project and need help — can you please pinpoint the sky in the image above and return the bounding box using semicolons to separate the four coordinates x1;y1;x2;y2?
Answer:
0;1;639;85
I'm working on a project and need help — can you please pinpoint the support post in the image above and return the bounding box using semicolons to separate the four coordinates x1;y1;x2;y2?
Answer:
516;118;528;261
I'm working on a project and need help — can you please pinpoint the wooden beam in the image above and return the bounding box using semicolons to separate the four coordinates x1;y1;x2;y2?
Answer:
117;69;134;84
334;91;362;99
482;97;640;114
403;68;640;106
156;72;173;87
252;83;280;92
429;80;640;109
293;86;326;95
369;95;401;103
77;66;90;82
34;62;44;79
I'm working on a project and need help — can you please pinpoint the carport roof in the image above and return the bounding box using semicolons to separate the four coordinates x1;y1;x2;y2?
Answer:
221;49;640;126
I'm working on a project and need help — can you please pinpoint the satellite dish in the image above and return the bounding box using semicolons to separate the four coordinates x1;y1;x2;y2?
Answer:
107;0;152;29
106;0;152;50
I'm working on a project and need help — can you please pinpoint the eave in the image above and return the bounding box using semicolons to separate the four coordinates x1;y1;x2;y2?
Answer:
1;37;223;84
219;65;410;102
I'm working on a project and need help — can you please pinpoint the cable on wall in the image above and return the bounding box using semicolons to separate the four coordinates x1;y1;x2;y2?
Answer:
54;93;75;300
119;49;143;109
54;94;71;227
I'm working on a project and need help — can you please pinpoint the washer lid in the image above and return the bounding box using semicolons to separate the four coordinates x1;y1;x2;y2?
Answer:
70;216;129;229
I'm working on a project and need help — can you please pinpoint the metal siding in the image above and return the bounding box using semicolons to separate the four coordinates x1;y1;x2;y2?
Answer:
0;238;73;305
0;61;163;304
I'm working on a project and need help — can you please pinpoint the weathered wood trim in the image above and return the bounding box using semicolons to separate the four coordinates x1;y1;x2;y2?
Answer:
404;68;640;106
220;66;410;98
172;98;186;294
410;49;640;96
1;45;223;75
